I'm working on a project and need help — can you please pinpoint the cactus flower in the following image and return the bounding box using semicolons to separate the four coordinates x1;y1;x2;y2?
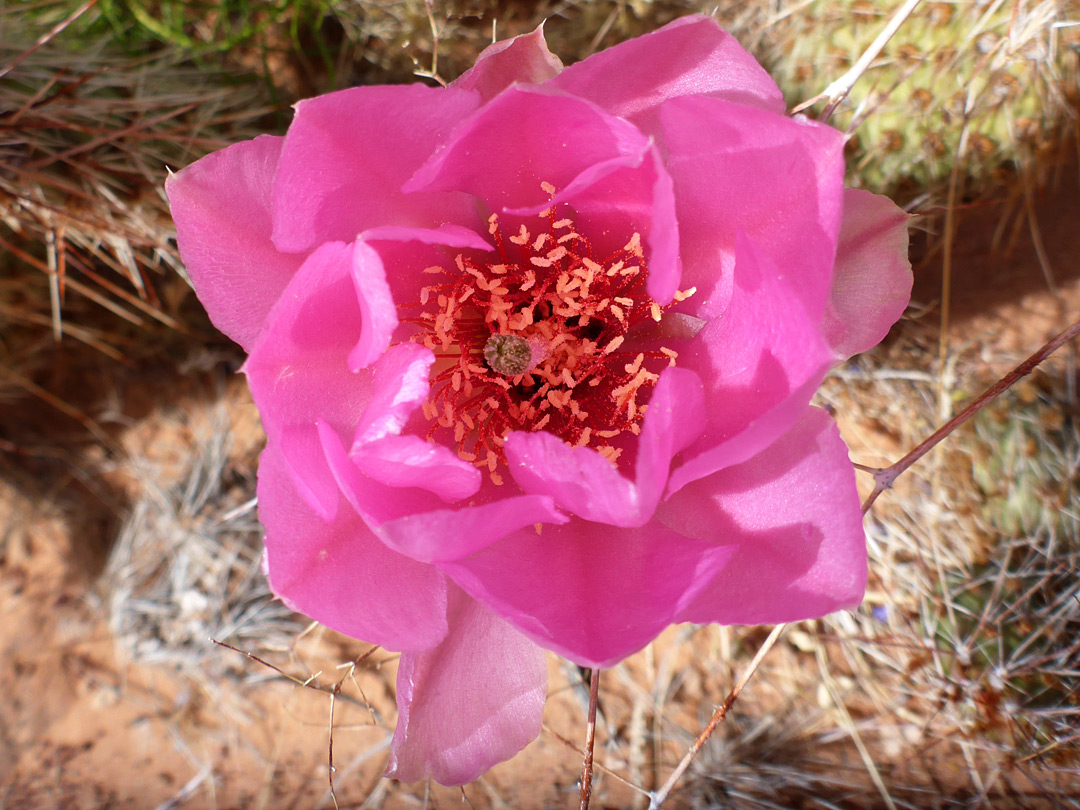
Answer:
167;15;912;786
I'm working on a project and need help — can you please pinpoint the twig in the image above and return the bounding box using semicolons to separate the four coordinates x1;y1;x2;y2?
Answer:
579;668;601;810
861;316;1080;513
648;624;787;809
791;0;924;122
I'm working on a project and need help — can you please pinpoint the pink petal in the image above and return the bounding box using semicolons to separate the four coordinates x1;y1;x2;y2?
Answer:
386;587;547;786
278;422;339;523
352;341;436;446
353;435;481;503
378;494;568;564
360;223;493;253
504;431;636;526
504;143;682;305
318;419;440;526
271;84;483;253
349;223;495;370
301;342;548;554
442;518;734;668
659;407;867;626
166;135;303;350
404;84;649;215
257;443;449;652
824;189;913;359
451;23;563;100
244;241;373;520
659;95;845;320
348;240;399;370
549;14;784;138
641;149;682;305
668;232;834;494
318;421;564;561
504;368;705;527
339;346;479;506
351;229;497;341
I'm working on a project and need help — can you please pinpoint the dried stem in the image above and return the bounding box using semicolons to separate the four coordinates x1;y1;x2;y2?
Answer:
579;668;601;810
862;316;1080;513
648;623;787;809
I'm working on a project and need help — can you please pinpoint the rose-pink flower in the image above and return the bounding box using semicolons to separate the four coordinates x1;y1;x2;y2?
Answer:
167;16;912;786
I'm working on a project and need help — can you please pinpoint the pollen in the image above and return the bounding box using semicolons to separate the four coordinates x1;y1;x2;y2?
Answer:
400;182;684;479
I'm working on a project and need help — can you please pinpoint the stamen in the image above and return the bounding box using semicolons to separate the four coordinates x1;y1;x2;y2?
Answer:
401;183;683;476
603;336;624;354
673;286;697;302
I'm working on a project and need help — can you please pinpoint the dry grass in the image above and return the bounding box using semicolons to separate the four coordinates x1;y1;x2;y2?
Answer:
0;2;273;357
2;0;1079;808
104;392;302;682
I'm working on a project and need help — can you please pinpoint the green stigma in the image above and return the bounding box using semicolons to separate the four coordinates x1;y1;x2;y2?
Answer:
484;333;532;376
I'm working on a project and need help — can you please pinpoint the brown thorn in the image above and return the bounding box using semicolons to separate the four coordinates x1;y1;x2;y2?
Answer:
24;101;203;171
0;0;98;80
648;624;787;809
579;668;601;810
211;638;328;691
861;316;1080;514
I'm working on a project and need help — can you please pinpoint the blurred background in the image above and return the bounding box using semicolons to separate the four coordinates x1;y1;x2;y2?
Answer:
1;1;1078;807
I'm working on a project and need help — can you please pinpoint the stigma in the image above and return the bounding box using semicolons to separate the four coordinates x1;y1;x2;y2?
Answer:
484;333;545;376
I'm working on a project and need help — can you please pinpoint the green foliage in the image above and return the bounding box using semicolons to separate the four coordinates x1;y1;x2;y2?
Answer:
91;0;333;57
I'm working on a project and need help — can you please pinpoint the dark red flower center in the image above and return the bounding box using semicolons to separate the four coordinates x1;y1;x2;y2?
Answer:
402;185;693;484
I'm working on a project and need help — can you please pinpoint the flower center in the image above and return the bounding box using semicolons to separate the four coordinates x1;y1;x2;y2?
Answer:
483;333;538;376
403;185;693;484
